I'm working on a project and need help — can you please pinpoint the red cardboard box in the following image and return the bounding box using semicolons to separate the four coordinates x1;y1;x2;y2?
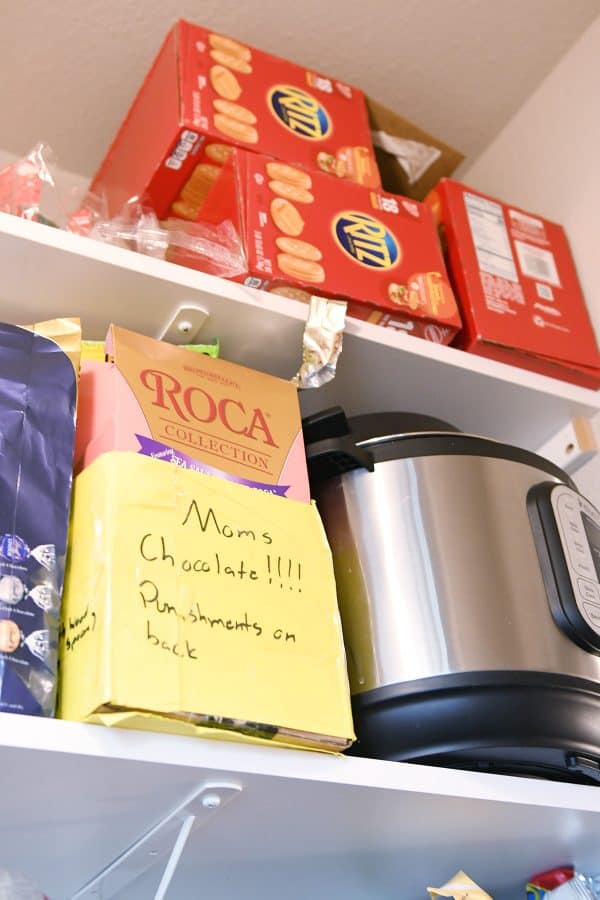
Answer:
427;179;600;388
90;20;379;221
195;149;461;343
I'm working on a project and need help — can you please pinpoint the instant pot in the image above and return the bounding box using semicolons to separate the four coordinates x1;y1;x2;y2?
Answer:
304;407;600;783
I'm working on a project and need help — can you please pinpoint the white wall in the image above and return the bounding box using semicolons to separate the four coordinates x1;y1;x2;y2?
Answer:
463;14;600;505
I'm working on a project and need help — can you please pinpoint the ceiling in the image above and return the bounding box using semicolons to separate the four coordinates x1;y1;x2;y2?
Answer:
0;0;598;179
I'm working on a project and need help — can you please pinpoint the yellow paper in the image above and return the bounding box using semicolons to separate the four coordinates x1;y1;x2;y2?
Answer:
25;317;81;376
81;340;106;362
59;452;355;750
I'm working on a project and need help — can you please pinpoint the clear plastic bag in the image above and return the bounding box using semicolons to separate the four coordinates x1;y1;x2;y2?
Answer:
0;142;59;224
0;869;48;899
3;143;247;278
85;198;247;278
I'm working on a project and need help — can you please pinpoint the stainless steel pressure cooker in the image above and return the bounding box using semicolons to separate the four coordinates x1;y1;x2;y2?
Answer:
304;407;600;783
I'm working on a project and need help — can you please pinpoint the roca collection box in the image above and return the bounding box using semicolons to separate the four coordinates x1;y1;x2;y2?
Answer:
58;452;355;752
73;325;310;502
427;179;600;388
90;19;379;222
195;149;461;343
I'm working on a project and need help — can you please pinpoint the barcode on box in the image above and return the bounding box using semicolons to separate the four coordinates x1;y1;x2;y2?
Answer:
244;276;264;289
515;240;560;287
536;282;554;301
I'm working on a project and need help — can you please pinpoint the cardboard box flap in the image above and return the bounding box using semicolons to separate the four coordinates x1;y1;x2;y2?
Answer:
367;97;464;201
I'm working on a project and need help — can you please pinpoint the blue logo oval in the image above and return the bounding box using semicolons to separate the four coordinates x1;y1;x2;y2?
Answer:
333;211;400;269
268;85;331;141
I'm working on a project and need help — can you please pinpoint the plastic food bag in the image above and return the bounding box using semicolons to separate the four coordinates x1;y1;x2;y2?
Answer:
0;142;59;224
163;217;247;278
84;197;247;278
0;869;48;899
548;878;597;899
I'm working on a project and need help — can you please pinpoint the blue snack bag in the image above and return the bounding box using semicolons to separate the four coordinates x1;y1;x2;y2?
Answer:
0;319;80;715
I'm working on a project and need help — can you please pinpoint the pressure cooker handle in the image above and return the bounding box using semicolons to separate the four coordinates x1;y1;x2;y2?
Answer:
305;438;375;480
303;406;374;479
302;406;350;444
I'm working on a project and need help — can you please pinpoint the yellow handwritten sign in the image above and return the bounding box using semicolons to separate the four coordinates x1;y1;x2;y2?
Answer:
59;452;354;751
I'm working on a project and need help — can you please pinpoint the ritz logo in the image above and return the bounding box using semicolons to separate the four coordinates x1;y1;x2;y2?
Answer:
333;211;400;269
139;370;279;448
268;85;331;141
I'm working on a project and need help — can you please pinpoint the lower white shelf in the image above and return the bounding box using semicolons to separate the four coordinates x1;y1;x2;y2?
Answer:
1;714;599;899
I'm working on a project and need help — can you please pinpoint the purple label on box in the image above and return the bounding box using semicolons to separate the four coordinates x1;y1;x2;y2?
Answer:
135;435;289;496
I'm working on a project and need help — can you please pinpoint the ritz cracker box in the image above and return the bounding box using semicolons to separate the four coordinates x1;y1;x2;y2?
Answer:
427;179;600;388
90;19;380;223
193;149;461;343
74;325;311;502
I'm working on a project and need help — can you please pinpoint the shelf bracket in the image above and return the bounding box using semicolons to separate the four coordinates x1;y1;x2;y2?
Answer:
159;304;210;344
69;782;242;900
536;416;599;476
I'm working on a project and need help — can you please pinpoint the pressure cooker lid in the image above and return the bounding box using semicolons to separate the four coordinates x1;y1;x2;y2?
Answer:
303;406;572;486
302;406;460;481
303;407;459;446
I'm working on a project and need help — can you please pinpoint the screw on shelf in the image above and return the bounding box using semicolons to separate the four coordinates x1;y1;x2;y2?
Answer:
201;793;221;810
158;304;209;345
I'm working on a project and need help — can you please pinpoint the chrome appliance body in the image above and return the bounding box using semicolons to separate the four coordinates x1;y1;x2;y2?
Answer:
304;409;600;782
317;453;600;692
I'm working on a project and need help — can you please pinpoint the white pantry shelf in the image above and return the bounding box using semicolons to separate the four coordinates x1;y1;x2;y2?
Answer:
0;713;599;900
0;212;598;452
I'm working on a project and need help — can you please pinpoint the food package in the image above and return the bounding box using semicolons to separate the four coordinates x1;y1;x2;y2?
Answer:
428;871;493;899
0;318;80;716
58;452;355;752
89;20;379;222
81;337;220;363
73;325;310;502
426;179;600;388
198;148;461;343
527;867;575;898
527;869;600;900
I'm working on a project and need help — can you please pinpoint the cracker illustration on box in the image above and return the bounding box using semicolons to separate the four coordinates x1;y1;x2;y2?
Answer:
90;20;380;220
200;149;461;343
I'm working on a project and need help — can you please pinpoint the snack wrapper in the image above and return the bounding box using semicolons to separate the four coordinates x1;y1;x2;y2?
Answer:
293;296;347;389
528;869;600;899
0;318;80;716
528;867;575;898
81;338;221;362
428;871;493;899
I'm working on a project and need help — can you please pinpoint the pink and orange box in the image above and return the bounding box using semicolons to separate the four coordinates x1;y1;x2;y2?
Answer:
74;325;310;502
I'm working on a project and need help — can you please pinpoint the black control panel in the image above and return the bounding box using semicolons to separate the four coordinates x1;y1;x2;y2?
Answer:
529;483;600;654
